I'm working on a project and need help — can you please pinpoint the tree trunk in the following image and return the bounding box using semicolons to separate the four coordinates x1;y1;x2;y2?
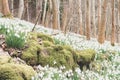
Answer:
98;0;107;44
91;0;96;37
78;0;83;35
0;0;2;13
86;0;91;40
111;0;115;46
9;0;14;15
42;0;47;25
36;0;43;24
2;0;11;16
18;0;24;19
51;0;60;29
98;0;101;38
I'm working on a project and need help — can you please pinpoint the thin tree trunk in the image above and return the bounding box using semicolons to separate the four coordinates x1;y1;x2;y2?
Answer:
98;0;107;44
42;0;47;25
86;0;91;40
91;0;96;37
18;0;24;19
0;0;2;13
78;0;83;35
36;0;43;24
98;0;101;38
62;5;68;32
111;0;115;46
9;0;14;15
44;0;52;27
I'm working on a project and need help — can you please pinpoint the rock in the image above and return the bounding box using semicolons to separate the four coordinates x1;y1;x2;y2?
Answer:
21;32;77;69
0;63;36;80
20;32;96;70
75;49;96;70
0;55;36;80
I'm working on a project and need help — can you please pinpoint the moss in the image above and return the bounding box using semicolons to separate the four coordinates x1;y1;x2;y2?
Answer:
52;45;64;51
76;49;96;62
37;32;54;43
0;63;36;80
0;56;12;64
75;49;96;70
0;66;23;80
43;41;54;47
21;32;96;70
38;47;77;69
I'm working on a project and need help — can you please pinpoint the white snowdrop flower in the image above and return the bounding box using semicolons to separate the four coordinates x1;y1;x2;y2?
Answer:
53;60;56;64
31;77;34;80
15;33;20;38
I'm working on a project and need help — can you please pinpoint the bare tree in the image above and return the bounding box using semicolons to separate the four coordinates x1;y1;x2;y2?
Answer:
91;0;96;37
111;0;115;46
51;0;60;29
36;0;43;24
42;0;48;25
18;0;24;19
86;0;91;40
1;0;11;16
98;0;108;44
78;0;83;35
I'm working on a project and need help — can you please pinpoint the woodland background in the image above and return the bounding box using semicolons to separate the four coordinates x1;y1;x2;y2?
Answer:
0;0;120;45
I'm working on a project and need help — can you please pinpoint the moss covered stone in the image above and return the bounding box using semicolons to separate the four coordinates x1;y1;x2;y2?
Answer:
0;56;11;64
0;55;36;80
76;49;96;69
0;63;36;80
0;66;23;80
20;32;96;70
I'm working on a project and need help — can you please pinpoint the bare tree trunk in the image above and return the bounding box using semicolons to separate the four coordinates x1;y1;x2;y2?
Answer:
51;0;60;29
18;0;24;19
9;0;14;15
98;0;101;38
78;0;83;35
91;0;96;37
2;0;11;16
61;3;68;32
36;0;43;24
44;0;52;27
24;0;29;21
86;0;91;40
111;0;115;46
0;0;2;13
42;0;47;25
98;0;107;44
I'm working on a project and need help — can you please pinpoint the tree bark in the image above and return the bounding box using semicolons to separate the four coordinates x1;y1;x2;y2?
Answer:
2;0;11;16
91;0;96;37
42;0;48;25
18;0;24;19
86;0;91;40
51;0;60;29
78;0;83;35
111;0;115;46
98;0;107;44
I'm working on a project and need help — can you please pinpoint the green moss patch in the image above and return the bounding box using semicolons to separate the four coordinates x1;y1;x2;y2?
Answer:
0;55;36;80
20;32;96;70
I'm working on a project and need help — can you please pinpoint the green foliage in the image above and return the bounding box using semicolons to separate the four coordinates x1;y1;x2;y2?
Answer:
5;28;26;49
0;24;7;34
54;38;66;45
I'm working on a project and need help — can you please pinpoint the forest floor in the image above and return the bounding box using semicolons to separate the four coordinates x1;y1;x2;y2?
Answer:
0;18;120;80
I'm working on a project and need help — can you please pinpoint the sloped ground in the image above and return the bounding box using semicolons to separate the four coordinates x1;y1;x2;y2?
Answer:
0;18;120;80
